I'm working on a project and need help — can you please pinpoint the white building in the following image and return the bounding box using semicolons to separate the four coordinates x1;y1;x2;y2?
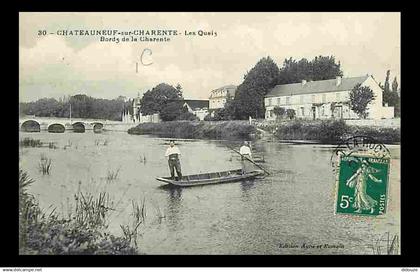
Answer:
182;100;209;121
209;85;237;110
264;75;394;120
122;94;161;123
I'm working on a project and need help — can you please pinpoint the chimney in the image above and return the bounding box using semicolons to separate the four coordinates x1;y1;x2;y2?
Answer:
336;76;342;86
302;79;307;86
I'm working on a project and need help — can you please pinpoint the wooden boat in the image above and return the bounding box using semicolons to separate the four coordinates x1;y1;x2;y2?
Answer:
156;169;265;187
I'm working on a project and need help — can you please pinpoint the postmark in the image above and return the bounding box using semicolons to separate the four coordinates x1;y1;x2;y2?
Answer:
331;136;391;217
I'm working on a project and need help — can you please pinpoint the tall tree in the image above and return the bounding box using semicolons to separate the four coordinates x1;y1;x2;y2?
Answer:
349;84;375;119
278;55;343;84
392;77;399;93
384;70;391;92
233;56;280;119
139;83;183;115
381;71;400;117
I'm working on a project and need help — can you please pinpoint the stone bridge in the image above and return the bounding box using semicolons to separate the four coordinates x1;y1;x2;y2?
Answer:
19;116;133;133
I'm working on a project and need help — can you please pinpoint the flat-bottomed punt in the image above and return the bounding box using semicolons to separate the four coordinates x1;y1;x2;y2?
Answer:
156;169;264;187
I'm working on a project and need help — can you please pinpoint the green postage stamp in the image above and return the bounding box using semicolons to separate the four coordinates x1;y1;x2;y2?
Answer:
335;154;390;216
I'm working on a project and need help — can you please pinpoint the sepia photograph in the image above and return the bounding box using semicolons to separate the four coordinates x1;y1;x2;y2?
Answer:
18;12;400;255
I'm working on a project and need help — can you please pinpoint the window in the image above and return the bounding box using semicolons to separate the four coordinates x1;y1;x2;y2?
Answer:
286;97;290;105
300;107;305;116
322;94;326;103
268;98;272;106
277;98;281;105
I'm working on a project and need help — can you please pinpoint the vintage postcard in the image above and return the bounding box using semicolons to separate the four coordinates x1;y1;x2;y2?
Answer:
19;12;400;255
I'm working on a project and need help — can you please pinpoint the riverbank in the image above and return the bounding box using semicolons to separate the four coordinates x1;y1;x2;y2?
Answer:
258;119;400;144
19;169;139;255
127;120;256;140
127;119;400;144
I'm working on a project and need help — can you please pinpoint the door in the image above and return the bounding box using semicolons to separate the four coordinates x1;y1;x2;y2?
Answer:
336;106;343;119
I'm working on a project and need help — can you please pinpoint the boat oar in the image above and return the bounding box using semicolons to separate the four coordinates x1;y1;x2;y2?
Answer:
226;145;271;175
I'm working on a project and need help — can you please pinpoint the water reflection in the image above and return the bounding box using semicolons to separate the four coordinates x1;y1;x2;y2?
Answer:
161;186;183;231
240;179;257;197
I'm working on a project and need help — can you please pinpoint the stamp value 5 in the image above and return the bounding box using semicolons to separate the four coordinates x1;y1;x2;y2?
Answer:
335;155;390;216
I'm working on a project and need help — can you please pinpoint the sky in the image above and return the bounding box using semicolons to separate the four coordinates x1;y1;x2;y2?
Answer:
19;12;400;102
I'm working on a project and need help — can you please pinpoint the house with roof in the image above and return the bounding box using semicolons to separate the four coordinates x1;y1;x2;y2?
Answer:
209;85;237;110
182;100;209;120
121;94;161;123
264;75;394;120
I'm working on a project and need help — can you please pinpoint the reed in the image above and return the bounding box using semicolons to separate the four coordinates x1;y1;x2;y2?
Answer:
120;198;146;248
105;167;121;183
38;154;52;175
19;170;138;254
63;140;72;150
20;138;43;148
48;142;57;149
139;154;147;164
73;191;113;229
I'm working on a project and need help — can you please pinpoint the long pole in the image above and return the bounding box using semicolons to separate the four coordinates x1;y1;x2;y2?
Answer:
69;103;72;124
226;145;270;175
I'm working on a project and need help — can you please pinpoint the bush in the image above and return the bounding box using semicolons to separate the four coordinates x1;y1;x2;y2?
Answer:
176;111;199;121
128;120;256;140
271;119;399;144
286;109;296;120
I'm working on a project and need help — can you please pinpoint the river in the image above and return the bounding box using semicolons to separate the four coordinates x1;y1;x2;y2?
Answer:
19;131;400;255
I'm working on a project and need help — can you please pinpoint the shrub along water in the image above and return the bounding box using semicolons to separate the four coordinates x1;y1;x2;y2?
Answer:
128;120;256;140
270;119;400;144
19;169;139;255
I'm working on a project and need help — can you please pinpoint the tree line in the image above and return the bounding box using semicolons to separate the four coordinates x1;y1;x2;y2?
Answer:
19;94;133;121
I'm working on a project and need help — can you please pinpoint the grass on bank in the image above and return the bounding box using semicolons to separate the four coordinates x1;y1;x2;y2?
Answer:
19;169;139;255
127;119;399;144
128;120;256;140
260;119;400;144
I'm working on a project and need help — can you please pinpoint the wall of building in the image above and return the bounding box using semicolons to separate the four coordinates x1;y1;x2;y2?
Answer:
209;86;236;110
265;90;359;120
265;77;395;120
360;76;394;119
209;98;227;109
193;109;209;120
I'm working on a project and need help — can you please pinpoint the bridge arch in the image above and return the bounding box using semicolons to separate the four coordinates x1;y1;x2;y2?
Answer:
72;122;85;133
48;123;65;133
92;122;104;133
21;120;40;132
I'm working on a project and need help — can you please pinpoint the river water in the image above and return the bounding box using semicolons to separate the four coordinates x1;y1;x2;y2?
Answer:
19;131;400;255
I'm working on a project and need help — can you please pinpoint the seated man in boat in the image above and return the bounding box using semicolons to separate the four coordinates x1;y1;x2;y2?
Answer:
239;141;254;174
165;140;183;181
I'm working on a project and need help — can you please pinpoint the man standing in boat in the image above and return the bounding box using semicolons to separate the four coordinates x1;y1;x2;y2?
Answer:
239;141;253;174
165;140;183;180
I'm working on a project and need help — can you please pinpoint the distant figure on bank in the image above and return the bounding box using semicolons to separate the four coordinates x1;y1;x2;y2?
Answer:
165;140;182;180
239;141;253;174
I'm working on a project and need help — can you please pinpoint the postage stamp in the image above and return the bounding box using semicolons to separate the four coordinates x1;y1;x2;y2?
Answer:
332;136;391;216
335;154;390;216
